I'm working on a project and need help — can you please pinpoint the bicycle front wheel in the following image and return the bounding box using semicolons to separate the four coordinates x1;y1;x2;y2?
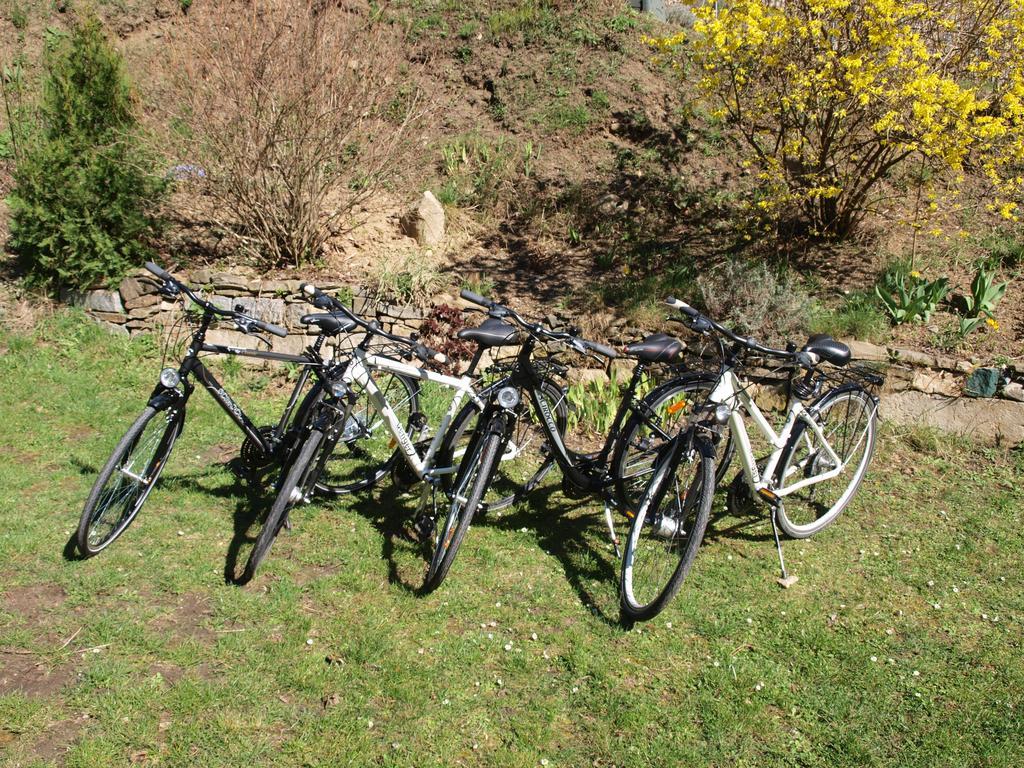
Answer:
620;433;715;622
77;404;184;557
423;421;505;593
296;369;419;496
613;375;732;512
241;429;324;583
774;386;877;538
440;378;567;513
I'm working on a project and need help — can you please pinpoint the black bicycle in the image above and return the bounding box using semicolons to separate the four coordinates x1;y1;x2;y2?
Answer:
76;263;409;558
418;289;733;592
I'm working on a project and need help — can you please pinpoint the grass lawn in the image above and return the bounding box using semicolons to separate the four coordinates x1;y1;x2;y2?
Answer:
1;311;1022;767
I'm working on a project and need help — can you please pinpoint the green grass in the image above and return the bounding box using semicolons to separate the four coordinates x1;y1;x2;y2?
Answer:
1;311;1023;766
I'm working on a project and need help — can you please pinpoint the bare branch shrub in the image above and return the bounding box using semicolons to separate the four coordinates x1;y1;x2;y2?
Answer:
178;0;421;268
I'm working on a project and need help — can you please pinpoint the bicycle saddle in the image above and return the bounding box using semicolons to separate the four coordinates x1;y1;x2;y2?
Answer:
802;334;851;367
299;313;357;336
457;317;521;347
624;333;685;364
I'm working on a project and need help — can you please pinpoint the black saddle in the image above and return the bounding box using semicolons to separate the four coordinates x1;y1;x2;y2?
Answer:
300;313;357;336
624;333;685;364
802;334;851;366
457;317;521;348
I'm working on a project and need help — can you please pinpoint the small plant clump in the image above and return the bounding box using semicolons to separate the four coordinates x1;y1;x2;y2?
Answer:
7;12;166;292
874;264;950;325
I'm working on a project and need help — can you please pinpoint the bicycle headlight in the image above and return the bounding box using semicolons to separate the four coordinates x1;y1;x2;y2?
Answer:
159;368;180;389
713;405;731;425
329;380;349;399
496;386;520;410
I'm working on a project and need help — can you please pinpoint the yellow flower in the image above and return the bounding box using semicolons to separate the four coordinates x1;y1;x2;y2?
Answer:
985;316;999;331
909;270;922;278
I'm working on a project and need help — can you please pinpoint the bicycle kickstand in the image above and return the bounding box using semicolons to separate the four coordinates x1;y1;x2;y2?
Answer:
603;503;621;559
770;503;798;588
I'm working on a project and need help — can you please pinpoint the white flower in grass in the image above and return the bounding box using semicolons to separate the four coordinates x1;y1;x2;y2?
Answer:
754;682;764;691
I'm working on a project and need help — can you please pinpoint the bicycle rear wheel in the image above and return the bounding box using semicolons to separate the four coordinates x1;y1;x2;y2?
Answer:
240;429;324;583
613;375;732;512
620;433;715;622
77;405;184;557
774;386;877;538
423;420;505;592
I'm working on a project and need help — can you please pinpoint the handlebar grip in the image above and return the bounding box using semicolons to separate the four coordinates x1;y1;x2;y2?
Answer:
301;283;341;310
583;340;618;359
460;288;492;308
145;262;173;282
253;319;288;338
413;343;448;366
666;296;699;318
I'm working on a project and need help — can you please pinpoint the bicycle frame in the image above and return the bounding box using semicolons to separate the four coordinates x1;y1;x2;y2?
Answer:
708;370;847;500
153;309;325;458
342;347;483;483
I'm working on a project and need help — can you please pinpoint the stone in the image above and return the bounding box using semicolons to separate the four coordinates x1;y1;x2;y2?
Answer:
119;276;158;302
92;318;129;337
128;306;162;320
91;311;128;324
888;348;936;368
910;371;960;397
845;339;888;362
568;368;609;386
210;272;250;292
383;304;424;321
879;391;1024;446
232;297;286;326
124;293;161;311
191;268;212;285
1003;382;1024;402
965;368;1001;398
400;190;446;246
80;290;124;313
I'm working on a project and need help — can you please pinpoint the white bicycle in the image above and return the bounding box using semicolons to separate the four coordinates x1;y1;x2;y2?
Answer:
242;284;563;586
620;297;882;621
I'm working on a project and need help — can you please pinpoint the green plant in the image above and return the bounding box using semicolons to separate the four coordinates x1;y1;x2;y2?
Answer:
438;133;537;213
956;265;1008;337
179;0;192;13
460;273;495;298
874;264;950;325
812;291;890;342
9;0;27;30
566;371;622;436
7;12;166;292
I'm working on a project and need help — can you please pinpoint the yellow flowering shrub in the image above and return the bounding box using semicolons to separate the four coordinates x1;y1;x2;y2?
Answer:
657;0;1024;238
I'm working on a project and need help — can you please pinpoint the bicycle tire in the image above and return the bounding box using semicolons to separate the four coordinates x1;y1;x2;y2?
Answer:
77;404;184;557
774;386;877;538
423;421;505;593
620;433;715;622
613;375;733;512
439;377;567;513
292;368;419;496
240;429;324;583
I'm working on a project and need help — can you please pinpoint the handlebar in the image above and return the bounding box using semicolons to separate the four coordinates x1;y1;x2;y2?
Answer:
665;296;801;364
302;283;448;366
144;262;289;339
460;289;618;361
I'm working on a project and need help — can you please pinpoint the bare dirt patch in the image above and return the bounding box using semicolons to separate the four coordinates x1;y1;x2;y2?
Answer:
147;593;216;646
0;653;73;698
3;583;67;627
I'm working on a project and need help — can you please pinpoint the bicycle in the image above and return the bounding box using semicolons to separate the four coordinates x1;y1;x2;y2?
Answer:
619;297;882;622
76;262;376;558
418;288;732;592
240;284;569;583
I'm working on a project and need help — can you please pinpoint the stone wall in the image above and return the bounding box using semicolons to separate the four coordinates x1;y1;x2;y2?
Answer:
69;269;1024;446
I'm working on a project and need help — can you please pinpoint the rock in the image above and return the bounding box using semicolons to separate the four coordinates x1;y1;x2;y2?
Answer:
889;348;936;368
965;368;1001;398
92;318;129;336
1003;382;1024;402
82;290;124;313
845;339;888;363
880;391;1024;447
191;269;212;285
383;304;424;321
400;191;446;246
124;293;161;311
119;276;158;302
128;306;162;320
210;272;250;292
568;368;609;387
910;371;960;397
231;297;286;326
91;311;128;324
